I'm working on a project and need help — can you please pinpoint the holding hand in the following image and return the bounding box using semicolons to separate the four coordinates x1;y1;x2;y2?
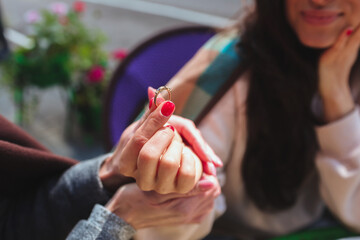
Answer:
100;87;222;194
105;174;221;230
319;25;360;122
101;99;201;194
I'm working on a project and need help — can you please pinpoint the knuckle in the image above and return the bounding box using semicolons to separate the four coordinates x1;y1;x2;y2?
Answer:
177;181;194;194
138;147;157;162
137;180;152;192
132;134;148;149
154;185;171;195
158;128;174;139
178;188;191;194
179;168;196;183
160;156;179;171
119;165;132;177
148;114;166;128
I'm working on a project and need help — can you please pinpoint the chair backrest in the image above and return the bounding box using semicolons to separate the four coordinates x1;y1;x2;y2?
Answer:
103;26;215;151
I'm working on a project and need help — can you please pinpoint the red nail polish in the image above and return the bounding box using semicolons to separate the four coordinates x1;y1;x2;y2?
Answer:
346;29;353;36
198;180;214;191
208;162;217;176
161;101;175;117
213;156;223;167
149;97;154;109
166;125;175;131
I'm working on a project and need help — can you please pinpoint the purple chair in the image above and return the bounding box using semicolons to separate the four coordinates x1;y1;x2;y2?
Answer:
103;26;215;151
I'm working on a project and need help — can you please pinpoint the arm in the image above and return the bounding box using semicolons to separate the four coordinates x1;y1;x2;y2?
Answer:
316;107;360;231
0;155;112;240
67;176;219;240
66;204;135;240
316;25;360;231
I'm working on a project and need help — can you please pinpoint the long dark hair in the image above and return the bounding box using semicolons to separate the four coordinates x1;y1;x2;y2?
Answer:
239;0;321;211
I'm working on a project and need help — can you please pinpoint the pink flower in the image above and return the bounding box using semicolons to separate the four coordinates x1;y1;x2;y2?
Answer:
24;10;41;24
49;2;69;16
73;1;86;13
112;48;128;60
87;66;105;83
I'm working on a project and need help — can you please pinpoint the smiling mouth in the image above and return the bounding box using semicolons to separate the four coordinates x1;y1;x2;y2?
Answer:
301;11;343;25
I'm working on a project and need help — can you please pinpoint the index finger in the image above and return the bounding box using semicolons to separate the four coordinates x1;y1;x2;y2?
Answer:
120;100;176;173
136;100;175;140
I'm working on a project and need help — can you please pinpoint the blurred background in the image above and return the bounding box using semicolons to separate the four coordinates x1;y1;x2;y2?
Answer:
0;0;244;160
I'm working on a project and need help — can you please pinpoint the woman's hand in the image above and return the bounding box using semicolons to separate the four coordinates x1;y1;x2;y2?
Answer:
100;87;222;194
147;87;223;173
319;26;360;122
101;99;202;194
105;174;221;230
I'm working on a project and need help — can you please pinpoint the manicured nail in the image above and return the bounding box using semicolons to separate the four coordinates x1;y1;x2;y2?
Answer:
161;101;175;117
149;97;154;109
346;29;353;36
198;180;214;191
166;125;175;132
212;156;223;167
148;87;155;99
206;145;223;167
208;162;217;176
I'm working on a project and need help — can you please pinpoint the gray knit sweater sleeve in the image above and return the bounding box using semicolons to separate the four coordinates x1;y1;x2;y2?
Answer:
67;204;135;240
0;154;114;240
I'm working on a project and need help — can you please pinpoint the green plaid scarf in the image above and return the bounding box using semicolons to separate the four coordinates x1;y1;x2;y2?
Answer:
179;33;241;123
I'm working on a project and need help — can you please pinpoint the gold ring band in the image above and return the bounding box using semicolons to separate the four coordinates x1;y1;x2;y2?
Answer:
154;86;172;107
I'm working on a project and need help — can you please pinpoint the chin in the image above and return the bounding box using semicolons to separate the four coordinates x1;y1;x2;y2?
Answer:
299;36;335;49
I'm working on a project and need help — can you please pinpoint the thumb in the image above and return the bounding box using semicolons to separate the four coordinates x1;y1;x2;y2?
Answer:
136;87;165;129
147;86;165;112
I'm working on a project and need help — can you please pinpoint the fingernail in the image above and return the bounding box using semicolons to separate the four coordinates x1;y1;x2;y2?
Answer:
149;97;154;109
207;146;223;167
198;180;214;191
161;101;175;117
148;87;156;100
166;125;175;132
208;162;217;176
213;156;223;167
346;29;353;36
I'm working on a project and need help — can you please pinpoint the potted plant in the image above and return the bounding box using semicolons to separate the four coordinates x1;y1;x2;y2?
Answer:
1;1;111;138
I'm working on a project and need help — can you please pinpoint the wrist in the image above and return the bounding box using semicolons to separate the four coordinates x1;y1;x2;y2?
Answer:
319;83;351;100
100;156;134;192
105;185;138;229
320;88;355;123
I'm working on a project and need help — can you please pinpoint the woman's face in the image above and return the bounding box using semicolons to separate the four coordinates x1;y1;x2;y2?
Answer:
286;0;360;48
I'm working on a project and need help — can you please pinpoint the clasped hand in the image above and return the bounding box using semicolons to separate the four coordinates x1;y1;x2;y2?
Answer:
99;87;222;229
